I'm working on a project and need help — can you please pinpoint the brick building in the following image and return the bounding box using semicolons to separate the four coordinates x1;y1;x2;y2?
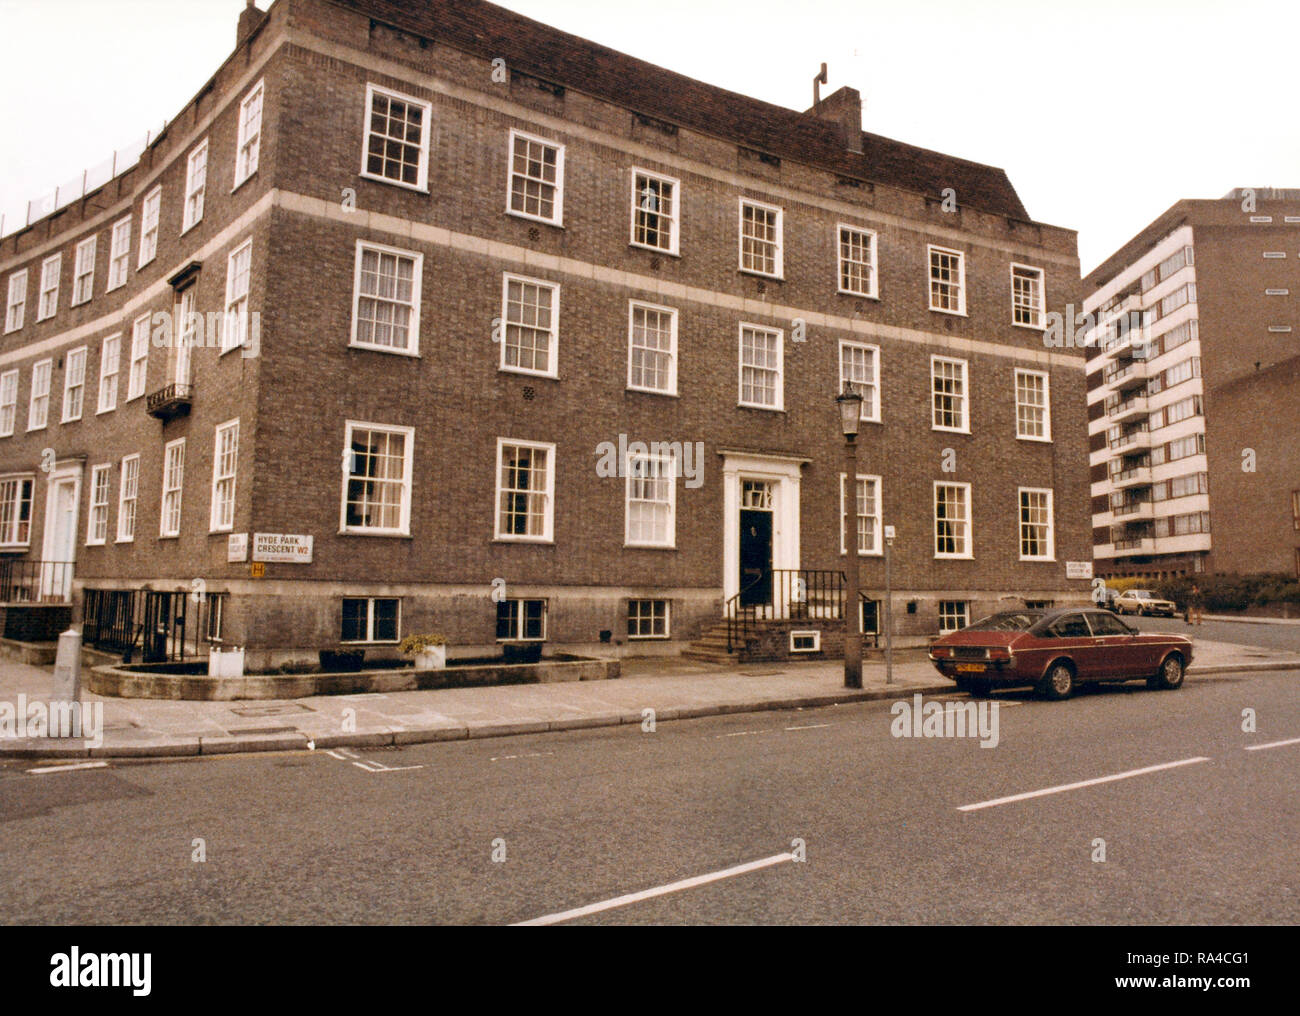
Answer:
0;0;1090;667
1083;190;1300;580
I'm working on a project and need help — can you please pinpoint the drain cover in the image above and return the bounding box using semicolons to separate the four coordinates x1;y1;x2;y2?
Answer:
229;703;316;717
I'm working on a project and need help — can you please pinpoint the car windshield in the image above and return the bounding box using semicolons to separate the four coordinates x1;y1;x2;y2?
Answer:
1132;591;1154;599
964;611;1044;632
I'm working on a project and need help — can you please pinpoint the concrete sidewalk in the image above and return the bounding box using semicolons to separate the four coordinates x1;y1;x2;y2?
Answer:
1;637;1297;760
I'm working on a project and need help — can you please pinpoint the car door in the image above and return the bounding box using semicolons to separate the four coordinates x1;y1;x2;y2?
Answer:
1084;610;1141;679
1042;612;1099;680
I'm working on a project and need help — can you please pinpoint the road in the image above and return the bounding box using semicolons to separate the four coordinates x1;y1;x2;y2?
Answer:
2;663;1297;925
1124;613;1300;653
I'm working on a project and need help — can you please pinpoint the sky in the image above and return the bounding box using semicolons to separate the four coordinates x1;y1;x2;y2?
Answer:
0;0;1296;274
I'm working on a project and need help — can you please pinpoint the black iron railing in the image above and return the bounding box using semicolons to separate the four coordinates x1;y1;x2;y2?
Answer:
0;559;74;604
725;569;846;652
83;587;203;662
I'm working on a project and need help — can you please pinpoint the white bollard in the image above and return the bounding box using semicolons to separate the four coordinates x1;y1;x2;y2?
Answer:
51;628;82;702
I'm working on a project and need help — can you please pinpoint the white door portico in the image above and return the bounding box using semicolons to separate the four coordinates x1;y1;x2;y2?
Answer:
40;459;82;600
719;451;808;607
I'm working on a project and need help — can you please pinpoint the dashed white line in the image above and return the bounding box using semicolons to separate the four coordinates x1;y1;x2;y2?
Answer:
1245;737;1300;752
490;751;554;762
784;723;833;731
957;756;1212;812
27;761;109;775
511;852;797;926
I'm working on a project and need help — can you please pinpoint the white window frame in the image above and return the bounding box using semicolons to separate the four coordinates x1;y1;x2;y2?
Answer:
840;473;883;556
72;236;96;306
938;600;970;634
0;370;18;437
630;168;680;255
116;454;139;543
97;334;121;414
5;270;26;333
86;464;111;546
361;83;432;192
626;300;678;396
0;474;34;548
127;313;150;401
928;244;966;315
837;224;878;298
934;481;973;560
1010;263;1045;329
838;341;881;423
1014;368;1052;442
210;419;239;533
737;323;784;411
341;596;402;645
61;346;87;423
1018;486;1055;562
182;138;208;233
37;254;60;321
107;216;132;291
624;450;677;549
499;273;559;379
627;599;671;640
340;421;414;536
789;630;821;653
930;355;969;433
138;187;161;267
160;438;186;538
496;598;548;642
494;437;555;543
27;359;51;431
738;198;784;278
175;288;196;386
222;238;252;354
349;240;423;356
506;128;565;226
234;79;265;188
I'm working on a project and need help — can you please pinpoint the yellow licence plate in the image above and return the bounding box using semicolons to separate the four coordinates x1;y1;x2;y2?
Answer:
955;663;986;673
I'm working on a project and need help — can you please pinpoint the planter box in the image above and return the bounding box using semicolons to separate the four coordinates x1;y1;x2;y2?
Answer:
413;645;447;670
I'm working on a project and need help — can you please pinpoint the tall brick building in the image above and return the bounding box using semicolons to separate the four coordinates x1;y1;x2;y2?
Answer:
0;0;1090;666
1083;191;1300;580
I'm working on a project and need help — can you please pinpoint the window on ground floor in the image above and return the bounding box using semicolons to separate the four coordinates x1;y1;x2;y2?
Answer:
497;598;547;641
627;599;669;639
341;596;400;644
938;600;969;633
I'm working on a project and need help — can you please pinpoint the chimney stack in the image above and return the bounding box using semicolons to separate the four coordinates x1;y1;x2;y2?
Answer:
806;84;864;156
237;1;266;47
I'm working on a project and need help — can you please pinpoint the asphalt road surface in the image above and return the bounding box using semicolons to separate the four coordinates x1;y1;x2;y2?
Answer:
1126;614;1300;654
2;664;1297;925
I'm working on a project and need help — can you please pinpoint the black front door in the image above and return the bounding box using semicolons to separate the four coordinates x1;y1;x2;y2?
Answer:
739;509;773;606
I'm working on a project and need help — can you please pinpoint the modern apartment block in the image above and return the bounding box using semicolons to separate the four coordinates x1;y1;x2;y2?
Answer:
0;0;1091;667
1083;190;1300;580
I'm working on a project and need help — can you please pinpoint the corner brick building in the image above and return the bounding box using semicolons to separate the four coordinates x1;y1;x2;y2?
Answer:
0;0;1091;667
1083;191;1300;580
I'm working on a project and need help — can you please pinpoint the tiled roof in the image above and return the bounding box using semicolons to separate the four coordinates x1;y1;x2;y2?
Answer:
330;0;1031;220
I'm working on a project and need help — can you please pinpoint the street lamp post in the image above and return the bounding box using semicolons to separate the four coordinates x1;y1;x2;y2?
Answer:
884;524;895;685
836;385;864;689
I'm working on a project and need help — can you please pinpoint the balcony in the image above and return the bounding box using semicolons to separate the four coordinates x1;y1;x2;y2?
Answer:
146;383;193;421
1112;500;1154;521
1113;537;1157;557
1109;427;1151;452
1109;464;1153;489
1106;393;1148;424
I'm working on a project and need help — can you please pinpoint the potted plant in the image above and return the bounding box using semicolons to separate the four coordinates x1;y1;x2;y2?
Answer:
400;633;447;671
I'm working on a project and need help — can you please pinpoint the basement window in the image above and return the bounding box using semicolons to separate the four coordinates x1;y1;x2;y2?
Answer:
789;630;821;653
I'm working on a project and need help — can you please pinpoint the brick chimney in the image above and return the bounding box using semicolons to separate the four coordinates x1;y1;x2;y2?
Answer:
806;85;864;155
237;1;266;47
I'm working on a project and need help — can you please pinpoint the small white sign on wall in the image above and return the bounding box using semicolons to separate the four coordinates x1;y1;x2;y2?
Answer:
227;533;249;563
1066;561;1094;580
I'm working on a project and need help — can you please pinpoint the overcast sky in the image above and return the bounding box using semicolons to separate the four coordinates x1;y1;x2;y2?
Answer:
1;0;1295;274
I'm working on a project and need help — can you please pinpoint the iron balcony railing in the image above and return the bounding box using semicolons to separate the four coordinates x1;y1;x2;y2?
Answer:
0;559;74;604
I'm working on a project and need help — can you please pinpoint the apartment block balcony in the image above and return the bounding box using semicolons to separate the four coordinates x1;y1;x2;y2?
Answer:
1109;427;1151;452
1106;393;1148;424
1112;500;1154;521
1104;361;1149;396
1109;463;1153;489
1113;537;1157;556
146;383;194;421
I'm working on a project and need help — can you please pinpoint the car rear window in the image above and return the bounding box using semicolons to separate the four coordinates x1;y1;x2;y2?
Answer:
965;611;1044;631
1046;614;1091;638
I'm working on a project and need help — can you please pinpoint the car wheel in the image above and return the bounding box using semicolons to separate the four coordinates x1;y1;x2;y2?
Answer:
1151;653;1185;691
1039;661;1075;701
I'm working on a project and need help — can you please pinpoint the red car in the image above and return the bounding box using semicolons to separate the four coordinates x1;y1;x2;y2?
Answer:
928;607;1193;700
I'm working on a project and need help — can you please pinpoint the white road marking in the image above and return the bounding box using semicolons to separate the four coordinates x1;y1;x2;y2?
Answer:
512;852;796;926
353;760;424;773
490;751;554;762
1245;737;1300;752
784;723;832;731
27;761;109;774
957;756;1212;812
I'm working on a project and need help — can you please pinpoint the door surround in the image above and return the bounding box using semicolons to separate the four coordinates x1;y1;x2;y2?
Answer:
720;452;805;606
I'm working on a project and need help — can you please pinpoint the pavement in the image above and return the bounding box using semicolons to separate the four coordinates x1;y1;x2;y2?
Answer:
1;635;1298;760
